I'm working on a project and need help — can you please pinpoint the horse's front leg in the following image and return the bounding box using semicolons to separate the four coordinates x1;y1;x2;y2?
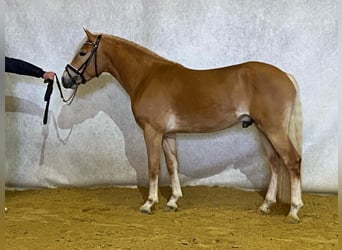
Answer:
139;124;163;214
162;134;183;211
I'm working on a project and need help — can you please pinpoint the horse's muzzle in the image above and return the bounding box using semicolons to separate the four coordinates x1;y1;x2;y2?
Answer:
61;71;77;89
61;74;71;89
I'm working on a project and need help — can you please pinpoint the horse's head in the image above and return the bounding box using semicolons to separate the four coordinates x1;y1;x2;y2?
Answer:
62;29;105;89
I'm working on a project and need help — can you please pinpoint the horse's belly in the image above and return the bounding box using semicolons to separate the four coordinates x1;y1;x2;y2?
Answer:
167;112;238;133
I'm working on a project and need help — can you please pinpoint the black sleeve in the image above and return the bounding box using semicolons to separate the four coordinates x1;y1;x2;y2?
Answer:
5;56;45;78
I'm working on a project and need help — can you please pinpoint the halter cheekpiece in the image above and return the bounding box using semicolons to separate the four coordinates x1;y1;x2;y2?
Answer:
65;34;102;85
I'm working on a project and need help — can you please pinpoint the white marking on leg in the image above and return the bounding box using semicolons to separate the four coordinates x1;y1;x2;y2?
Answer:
259;170;277;214
162;135;182;210
258;133;278;214
140;176;159;214
288;176;303;221
266;172;277;202
149;176;159;203
167;168;183;209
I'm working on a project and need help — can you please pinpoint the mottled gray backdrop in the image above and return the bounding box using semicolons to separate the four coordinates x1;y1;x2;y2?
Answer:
5;0;337;192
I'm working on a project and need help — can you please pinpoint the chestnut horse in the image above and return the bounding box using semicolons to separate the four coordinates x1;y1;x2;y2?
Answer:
62;30;303;222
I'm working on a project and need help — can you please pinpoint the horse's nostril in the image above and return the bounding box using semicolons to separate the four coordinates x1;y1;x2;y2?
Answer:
61;77;66;86
61;76;69;88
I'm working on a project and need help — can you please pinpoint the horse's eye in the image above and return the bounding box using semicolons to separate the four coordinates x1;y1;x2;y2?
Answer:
79;51;87;56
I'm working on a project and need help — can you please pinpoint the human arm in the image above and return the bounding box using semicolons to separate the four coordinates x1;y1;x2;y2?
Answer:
5;57;55;81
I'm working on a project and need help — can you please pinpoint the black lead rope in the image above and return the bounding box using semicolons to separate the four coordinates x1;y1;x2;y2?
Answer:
43;73;78;125
43;79;54;125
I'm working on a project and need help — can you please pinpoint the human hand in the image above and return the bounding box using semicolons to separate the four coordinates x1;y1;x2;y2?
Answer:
43;71;55;81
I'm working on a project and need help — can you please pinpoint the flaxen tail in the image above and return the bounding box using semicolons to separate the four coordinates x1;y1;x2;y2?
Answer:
277;73;303;204
287;74;303;156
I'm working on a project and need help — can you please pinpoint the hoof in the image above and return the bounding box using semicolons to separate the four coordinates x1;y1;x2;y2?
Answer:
139;206;152;215
287;214;300;224
165;205;178;212
258;205;271;215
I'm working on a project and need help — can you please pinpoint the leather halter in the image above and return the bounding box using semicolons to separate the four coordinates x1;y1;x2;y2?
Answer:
65;34;102;85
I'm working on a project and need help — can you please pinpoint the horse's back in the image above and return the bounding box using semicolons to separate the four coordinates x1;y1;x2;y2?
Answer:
145;61;296;112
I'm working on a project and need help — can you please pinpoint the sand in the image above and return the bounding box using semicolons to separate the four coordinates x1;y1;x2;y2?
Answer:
5;186;338;249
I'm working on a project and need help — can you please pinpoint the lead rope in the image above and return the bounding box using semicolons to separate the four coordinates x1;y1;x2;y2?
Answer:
54;73;78;104
43;73;78;125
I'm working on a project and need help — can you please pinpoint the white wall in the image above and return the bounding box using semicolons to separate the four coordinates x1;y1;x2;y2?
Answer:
5;0;337;192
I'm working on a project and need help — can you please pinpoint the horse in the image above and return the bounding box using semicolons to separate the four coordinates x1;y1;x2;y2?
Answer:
62;29;303;222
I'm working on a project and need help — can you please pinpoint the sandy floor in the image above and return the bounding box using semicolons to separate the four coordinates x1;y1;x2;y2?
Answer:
5;186;338;249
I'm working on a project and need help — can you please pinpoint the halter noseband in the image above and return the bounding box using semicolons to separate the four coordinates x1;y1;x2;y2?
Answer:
65;34;102;85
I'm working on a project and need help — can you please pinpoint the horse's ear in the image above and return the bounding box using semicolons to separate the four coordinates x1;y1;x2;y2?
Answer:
83;28;96;42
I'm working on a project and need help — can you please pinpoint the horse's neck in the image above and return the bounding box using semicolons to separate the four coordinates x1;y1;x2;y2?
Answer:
104;37;171;98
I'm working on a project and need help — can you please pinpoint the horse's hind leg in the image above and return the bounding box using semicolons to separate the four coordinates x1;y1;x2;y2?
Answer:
162;134;183;211
264;131;303;222
258;132;281;214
